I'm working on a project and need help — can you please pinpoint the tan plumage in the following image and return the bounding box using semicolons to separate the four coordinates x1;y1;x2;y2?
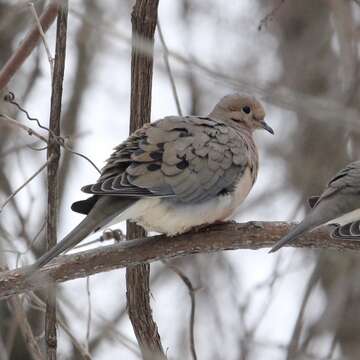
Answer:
31;94;273;269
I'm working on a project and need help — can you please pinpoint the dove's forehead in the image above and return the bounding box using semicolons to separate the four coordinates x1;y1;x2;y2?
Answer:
218;94;264;112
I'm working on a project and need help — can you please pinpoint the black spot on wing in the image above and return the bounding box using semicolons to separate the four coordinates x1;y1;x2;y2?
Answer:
147;163;161;171
176;159;189;170
149;151;163;161
134;148;145;156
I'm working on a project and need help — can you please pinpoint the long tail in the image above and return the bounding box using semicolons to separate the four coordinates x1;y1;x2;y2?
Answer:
270;194;358;253
30;196;135;270
269;217;318;253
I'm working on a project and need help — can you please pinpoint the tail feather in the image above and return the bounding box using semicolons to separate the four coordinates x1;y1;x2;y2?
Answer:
30;196;135;270
269;220;315;253
269;196;352;253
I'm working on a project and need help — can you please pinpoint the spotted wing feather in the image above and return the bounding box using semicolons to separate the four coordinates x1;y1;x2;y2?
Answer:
80;116;258;203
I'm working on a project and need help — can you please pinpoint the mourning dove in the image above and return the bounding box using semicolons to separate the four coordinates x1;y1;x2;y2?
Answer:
31;94;273;269
270;161;360;253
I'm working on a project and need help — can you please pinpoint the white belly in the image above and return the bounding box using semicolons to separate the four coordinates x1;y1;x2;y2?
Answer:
326;208;360;226
111;167;253;235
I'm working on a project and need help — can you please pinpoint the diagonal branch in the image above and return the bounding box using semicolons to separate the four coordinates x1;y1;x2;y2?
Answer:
0;221;356;300
0;1;61;90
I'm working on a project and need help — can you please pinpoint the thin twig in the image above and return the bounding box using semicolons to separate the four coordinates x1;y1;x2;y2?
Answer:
157;20;182;116
0;1;60;90
85;277;92;351
0;102;100;173
0;113;48;142
5;91;51;132
29;293;92;360
69;7;360;137
286;261;322;359
28;2;54;76
258;0;286;31
0;155;53;214
9;296;44;360
0;332;9;360
164;261;197;360
0;140;40;157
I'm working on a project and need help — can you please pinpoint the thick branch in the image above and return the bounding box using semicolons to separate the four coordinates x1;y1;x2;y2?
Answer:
0;221;356;300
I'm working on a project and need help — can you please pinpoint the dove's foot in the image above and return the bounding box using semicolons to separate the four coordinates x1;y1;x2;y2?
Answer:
100;229;125;242
247;221;264;229
188;220;234;233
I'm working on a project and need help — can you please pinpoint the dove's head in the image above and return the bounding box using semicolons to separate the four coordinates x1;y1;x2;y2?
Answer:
210;94;273;134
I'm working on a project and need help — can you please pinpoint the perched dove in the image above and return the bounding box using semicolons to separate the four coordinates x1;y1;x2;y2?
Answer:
270;161;360;253
32;94;273;269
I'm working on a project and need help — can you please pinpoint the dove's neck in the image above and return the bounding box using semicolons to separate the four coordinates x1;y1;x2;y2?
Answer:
226;123;259;185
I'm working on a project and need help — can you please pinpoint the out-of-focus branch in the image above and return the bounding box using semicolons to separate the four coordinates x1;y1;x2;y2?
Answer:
157;21;182;116
9;297;44;360
126;0;165;359
164;261;197;360
0;1;60;90
1;221;357;299
70;7;360;133
45;2;68;359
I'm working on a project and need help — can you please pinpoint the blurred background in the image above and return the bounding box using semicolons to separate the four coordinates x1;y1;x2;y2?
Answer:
1;0;360;359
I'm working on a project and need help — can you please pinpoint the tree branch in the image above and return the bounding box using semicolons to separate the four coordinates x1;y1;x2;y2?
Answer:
0;221;356;300
127;0;165;359
0;1;60;90
45;2;68;359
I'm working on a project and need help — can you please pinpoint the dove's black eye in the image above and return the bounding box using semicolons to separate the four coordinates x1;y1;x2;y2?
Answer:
242;106;251;114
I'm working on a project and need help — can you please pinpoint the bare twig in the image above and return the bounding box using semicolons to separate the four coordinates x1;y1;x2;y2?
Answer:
29;293;92;360
1;221;356;299
0;333;9;360
286;261;321;359
0;113;48;142
69;7;360;135
28;2;54;76
157;20;182;116
164;261;197;360
258;0;286;31
85;277;92;351
0;155;53;214
9;296;44;360
45;2;68;359
0;1;60;90
1;95;101;173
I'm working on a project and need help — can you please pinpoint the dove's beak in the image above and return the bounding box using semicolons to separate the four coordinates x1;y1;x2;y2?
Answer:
260;121;274;135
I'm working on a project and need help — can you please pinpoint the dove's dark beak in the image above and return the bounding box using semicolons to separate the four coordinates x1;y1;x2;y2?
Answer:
260;121;274;135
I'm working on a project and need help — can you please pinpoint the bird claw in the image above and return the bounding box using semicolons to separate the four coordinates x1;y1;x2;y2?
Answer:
248;221;264;229
100;229;125;242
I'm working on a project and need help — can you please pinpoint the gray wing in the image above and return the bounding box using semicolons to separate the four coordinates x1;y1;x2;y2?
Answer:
80;116;252;204
315;161;360;204
270;162;360;252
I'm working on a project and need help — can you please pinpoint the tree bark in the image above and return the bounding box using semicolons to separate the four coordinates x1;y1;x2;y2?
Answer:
126;0;165;359
45;2;68;359
1;221;357;300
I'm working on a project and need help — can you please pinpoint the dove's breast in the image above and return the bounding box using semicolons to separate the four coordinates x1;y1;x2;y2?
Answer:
113;167;253;235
